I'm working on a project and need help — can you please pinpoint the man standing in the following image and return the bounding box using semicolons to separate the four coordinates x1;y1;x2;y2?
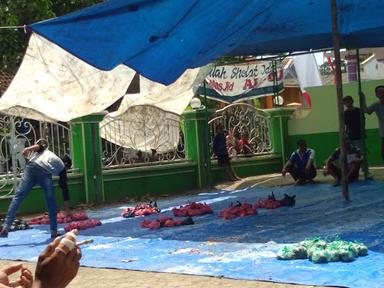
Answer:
0;139;64;238
360;85;384;161
343;95;365;150
213;124;240;181
282;139;317;185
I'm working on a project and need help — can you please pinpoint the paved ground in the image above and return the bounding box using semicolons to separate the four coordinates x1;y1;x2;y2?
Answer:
1;167;383;288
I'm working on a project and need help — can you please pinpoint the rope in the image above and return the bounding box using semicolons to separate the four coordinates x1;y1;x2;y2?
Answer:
0;25;27;33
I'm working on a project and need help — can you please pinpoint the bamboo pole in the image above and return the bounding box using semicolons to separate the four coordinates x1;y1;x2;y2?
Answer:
356;49;370;180
203;81;213;188
331;0;349;200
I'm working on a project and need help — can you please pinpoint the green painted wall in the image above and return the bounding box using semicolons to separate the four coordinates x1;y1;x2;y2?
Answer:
102;162;197;202
0;156;283;215
286;79;384;167
211;154;282;183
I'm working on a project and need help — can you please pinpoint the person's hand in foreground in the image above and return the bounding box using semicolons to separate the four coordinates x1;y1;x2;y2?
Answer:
33;237;81;288
0;263;33;288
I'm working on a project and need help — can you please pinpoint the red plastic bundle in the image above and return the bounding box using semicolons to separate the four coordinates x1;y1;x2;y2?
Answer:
255;192;296;209
140;216;194;229
172;202;213;217
218;202;257;220
254;198;281;209
64;218;101;232
121;201;160;218
28;211;88;225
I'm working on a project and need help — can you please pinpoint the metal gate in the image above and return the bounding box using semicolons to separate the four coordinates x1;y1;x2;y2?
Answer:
208;103;273;157
0;112;71;198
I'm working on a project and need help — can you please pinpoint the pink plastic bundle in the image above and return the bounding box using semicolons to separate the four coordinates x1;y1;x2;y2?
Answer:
254;198;281;209
28;210;89;225
121;201;160;218
140;216;194;229
172;202;213;217
64;218;101;232
218;202;257;220
57;211;89;224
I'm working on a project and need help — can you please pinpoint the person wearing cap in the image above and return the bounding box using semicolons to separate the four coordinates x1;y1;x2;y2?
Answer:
324;140;362;186
0;139;64;239
282;139;317;185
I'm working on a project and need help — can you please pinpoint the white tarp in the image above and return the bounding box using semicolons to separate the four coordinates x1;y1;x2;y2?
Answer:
100;66;210;152
0;32;209;154
0;33;136;122
293;54;322;89
293;54;323;107
116;67;209;115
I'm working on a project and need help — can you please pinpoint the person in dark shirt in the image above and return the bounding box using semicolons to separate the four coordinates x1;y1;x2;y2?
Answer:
282;139;316;185
324;140;362;186
59;154;72;214
213;124;240;181
343;95;365;150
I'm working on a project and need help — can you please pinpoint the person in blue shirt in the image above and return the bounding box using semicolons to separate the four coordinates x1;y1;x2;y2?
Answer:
282;139;316;184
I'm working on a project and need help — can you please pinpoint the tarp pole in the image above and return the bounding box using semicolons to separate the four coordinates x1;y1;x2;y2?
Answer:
356;48;370;180
204;81;212;188
331;0;349;200
272;60;278;107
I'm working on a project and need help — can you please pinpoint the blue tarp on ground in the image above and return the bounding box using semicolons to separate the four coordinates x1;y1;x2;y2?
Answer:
1;181;384;287
30;0;384;84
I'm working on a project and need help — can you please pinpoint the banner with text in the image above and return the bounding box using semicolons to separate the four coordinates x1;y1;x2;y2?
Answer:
198;61;284;103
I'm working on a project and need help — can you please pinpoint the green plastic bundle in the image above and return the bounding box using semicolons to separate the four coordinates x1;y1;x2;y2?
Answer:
310;249;330;264
276;246;296;260
292;245;308;259
351;242;368;256
338;247;357;262
327;249;340;262
276;237;368;264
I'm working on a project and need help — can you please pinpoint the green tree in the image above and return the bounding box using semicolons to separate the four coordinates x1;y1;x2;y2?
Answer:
0;0;102;74
52;0;103;17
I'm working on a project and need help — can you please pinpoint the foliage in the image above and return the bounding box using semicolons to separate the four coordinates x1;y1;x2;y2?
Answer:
319;59;347;75
52;0;103;17
0;0;102;74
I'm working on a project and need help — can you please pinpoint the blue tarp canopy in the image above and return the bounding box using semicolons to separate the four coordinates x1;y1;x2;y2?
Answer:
30;0;384;85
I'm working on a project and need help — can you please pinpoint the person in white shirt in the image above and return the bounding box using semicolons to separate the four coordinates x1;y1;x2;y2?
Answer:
324;140;362;186
360;85;384;161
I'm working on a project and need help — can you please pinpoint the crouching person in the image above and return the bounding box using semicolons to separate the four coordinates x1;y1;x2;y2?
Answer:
282;139;317;185
324;140;362;186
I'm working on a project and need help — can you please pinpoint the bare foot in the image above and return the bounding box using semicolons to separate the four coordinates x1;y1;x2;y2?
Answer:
294;179;305;186
332;179;341;186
